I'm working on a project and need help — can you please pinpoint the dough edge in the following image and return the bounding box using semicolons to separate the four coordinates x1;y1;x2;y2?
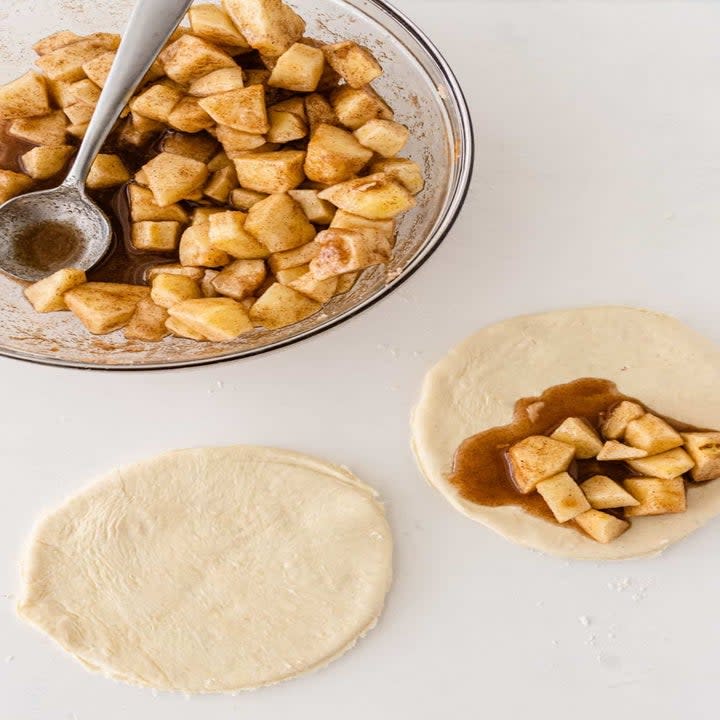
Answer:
410;306;720;560
17;445;393;692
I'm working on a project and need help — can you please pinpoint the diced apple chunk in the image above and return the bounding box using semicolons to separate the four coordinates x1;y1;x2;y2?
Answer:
246;193;316;252
682;432;720;482
117;118;154;150
33;31;82;56
69;79;101;106
67;122;89;140
288;271;338;302
625;413;684;454
204;166;238;203
81;51;115;88
368;158;423;196
64;282;150;334
162;132;218;163
330;86;393;130
322;41;382;88
124;299;169;342
216;125;266;153
268;43;325;92
309;228;390;280
288;189;335;224
601;400;645;440
131;222;180;252
304;123;373;185
272;96;306;118
354;119;409;158
63;101;94;126
627;448;695;481
624;477;686;517
21;145;74;180
330;209;395;242
536;472;591;523
208;211;270;258
575;510;630;544
550;417;603;459
207;151;233;172
232;150;305;193
36;34;120;82
189;67;246;97
141;152;209;207
249;282;320;329
199;85;268;133
0;170;33;204
192;207;225;226
596;440;648;461
201;269;221;297
222;0;305;57
268;240;321;272
151;273;203;309
129;83;182;123
179;224;231;267
165;316;208;341
275;265;310;285
318;173;415;220
128;185;188;224
579;475;639;509
9;111;68;146
0;72;51;118
168;297;253;341
145;264;204;283
45;78;74;108
87;154;130;189
211;259;266;300
188;4;250;50
159;34;237;86
267;108;307;143
305;93;338;133
24;268;86;312
507;435;576;494
165;105;208;135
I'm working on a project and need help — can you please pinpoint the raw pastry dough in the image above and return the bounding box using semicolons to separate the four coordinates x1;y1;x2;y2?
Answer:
18;446;393;692
411;307;720;560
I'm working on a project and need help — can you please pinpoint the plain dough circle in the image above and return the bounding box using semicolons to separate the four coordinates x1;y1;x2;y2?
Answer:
411;307;720;560
17;446;393;692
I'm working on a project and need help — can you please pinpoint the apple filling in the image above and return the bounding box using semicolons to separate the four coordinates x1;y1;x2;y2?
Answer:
450;378;720;544
0;0;424;344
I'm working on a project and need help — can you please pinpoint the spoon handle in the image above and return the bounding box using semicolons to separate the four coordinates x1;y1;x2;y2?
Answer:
64;0;195;189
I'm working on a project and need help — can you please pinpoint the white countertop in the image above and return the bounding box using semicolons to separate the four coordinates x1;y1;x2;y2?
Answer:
3;1;720;718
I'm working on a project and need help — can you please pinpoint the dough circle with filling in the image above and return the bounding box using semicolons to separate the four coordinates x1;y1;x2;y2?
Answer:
18;446;393;692
411;307;720;559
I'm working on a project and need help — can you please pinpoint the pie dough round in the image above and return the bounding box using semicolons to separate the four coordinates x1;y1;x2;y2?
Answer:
411;307;720;560
17;446;393;692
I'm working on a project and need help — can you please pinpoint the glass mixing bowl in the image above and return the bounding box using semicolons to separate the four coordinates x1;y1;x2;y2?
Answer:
0;0;473;369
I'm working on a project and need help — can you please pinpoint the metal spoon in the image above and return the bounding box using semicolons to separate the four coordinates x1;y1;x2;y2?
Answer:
0;0;194;282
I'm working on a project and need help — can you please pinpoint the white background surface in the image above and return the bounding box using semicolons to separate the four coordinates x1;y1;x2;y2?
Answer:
3;1;720;718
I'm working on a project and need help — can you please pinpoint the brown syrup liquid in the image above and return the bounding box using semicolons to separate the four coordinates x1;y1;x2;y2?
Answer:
449;378;706;527
13;221;82;272
0;121;216;284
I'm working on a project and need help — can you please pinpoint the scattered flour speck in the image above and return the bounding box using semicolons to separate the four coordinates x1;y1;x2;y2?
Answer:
608;577;632;592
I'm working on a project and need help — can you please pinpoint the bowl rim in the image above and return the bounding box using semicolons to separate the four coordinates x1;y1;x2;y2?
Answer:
0;0;475;372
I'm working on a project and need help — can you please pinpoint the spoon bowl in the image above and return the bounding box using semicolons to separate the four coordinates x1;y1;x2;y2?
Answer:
0;187;111;282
